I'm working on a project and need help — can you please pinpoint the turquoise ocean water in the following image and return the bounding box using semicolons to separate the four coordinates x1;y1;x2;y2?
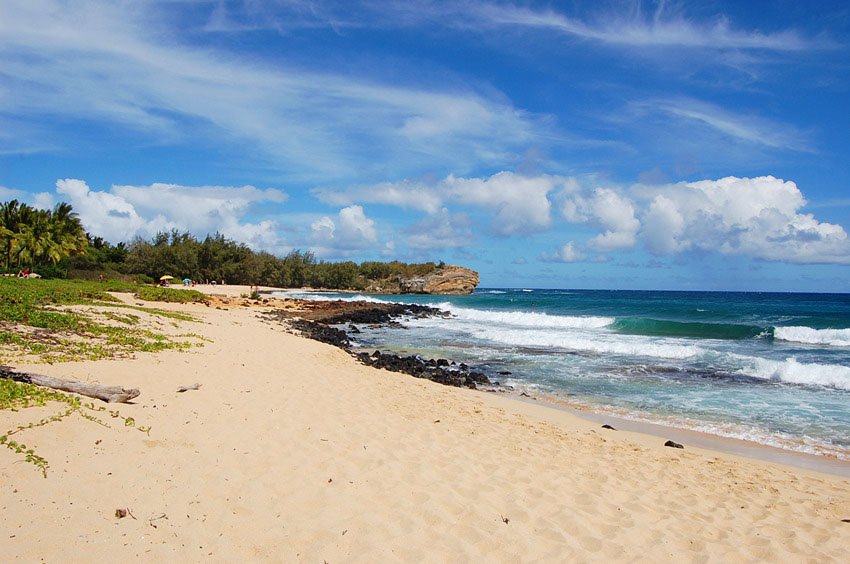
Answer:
279;289;850;460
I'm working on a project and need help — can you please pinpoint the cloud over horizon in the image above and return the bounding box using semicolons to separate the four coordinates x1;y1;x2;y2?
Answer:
324;172;850;266
47;179;287;250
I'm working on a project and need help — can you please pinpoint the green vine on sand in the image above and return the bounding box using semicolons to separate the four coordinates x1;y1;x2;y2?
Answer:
0;379;149;477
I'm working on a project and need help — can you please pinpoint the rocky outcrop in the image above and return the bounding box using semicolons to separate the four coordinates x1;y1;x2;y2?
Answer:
262;301;491;389
396;265;479;295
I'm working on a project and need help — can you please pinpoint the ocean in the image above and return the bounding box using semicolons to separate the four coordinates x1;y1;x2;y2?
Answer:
277;288;850;460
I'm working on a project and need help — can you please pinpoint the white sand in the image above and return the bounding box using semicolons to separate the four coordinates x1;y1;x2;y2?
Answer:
1;288;848;562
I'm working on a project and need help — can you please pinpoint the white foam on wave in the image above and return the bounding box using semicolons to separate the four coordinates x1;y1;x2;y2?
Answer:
481;290;507;294
412;314;703;360
434;302;614;330
476;327;704;359
774;326;850;347
271;291;390;304
740;356;850;390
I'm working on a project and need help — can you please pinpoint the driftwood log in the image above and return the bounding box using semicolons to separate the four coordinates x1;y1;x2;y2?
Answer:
0;366;139;403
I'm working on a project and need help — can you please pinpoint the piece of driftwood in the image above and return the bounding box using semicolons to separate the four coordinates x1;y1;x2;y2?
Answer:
0;365;139;403
176;383;201;392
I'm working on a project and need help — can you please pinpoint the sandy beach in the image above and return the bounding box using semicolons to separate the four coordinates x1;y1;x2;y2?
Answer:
1;285;848;562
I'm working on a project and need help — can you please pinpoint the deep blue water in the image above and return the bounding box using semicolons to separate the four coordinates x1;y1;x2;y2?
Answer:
279;288;850;459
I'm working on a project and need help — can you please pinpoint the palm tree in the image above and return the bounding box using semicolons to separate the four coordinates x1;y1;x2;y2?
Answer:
0;200;88;270
0;200;22;269
48;202;88;264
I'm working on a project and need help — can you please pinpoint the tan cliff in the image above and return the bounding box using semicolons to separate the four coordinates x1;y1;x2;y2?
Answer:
396;265;479;295
365;265;479;295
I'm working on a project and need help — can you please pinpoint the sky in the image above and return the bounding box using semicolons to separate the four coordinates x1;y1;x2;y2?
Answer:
1;0;850;291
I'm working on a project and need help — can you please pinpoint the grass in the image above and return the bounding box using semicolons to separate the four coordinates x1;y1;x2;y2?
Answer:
0;277;205;362
0;378;149;477
135;285;208;304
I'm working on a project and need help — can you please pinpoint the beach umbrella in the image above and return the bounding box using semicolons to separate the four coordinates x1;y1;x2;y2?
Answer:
183;278;191;284
159;275;174;281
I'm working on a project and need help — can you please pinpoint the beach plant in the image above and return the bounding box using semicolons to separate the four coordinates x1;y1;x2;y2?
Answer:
134;285;208;304
0;378;149;477
0;277;204;363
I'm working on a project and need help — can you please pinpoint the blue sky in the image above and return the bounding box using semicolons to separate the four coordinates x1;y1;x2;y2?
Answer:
1;0;850;291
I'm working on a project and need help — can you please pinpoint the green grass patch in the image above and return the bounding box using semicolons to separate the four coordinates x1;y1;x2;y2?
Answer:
134;286;208;304
0;277;204;362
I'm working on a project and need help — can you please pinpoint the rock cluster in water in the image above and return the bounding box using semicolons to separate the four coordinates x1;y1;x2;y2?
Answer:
263;300;490;389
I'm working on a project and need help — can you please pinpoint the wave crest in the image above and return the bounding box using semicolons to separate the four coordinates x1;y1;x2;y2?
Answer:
773;326;850;347
742;357;850;390
437;303;614;330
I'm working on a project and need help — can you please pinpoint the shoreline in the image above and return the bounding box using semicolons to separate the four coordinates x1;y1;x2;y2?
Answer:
200;284;850;477
241;286;850;476
515;393;850;478
1;287;848;560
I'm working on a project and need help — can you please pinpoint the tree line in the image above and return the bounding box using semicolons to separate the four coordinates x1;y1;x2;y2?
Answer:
1;199;441;289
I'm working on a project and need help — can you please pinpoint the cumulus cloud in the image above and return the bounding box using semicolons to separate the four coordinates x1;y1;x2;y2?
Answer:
555;174;850;265
53;178;285;249
310;205;378;256
542;242;585;263
635;176;850;264
317;171;573;237
560;187;640;251
443;172;557;235
56;179;149;242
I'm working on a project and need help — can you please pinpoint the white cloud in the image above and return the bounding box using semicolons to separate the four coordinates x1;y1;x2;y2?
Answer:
31;192;56;211
474;2;818;51
407;208;473;250
53;178;284;249
0;185;26;201
561;187;640;251
443;172;556;235
636;176;850;264
313;180;442;214
56;179;149;243
0;0;544;179
542;242;585;263
202;1;822;53
554;174;850;265
630;98;812;152
318;171;571;236
311;205;378;256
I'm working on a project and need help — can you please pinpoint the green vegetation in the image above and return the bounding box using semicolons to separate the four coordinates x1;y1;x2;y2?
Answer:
0;378;149;477
0;277;202;363
134;285;208;304
114;231;439;290
0;198;448;290
0;200;87;272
